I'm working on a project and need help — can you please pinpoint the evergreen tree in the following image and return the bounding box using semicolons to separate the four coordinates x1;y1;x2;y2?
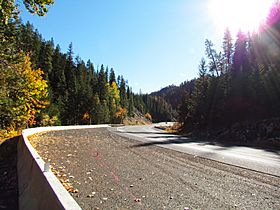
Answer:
61;43;79;124
50;45;66;102
127;87;134;116
38;40;53;80
86;60;97;92
105;66;109;83
109;68;116;85
205;39;220;76
117;75;121;87
119;76;127;109
233;31;249;73
198;58;208;77
222;28;234;73
97;64;109;101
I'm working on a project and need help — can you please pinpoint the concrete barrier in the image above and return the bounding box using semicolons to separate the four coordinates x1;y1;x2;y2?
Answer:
18;125;109;210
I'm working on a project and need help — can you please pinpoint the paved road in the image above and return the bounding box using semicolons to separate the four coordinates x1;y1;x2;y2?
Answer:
110;124;280;177
31;128;280;209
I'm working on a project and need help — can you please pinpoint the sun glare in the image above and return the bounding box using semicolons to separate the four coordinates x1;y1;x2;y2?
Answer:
208;0;274;35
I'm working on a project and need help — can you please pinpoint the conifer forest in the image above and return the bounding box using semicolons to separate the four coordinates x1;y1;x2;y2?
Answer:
1;0;280;142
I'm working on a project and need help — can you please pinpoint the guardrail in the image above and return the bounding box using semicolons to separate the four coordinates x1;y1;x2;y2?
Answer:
18;125;108;210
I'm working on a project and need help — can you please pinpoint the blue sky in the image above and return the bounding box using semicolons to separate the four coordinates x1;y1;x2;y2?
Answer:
20;0;223;93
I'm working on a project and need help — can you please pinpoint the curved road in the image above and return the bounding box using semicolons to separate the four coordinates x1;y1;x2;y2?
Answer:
31;126;280;209
110;124;280;177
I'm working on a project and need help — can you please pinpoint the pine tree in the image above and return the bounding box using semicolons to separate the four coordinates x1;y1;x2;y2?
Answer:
38;40;53;80
109;68;116;85
198;58;207;77
105;66;109;83
205;39;220;76
119;76;127;109
97;64;109;101
50;45;66;102
127;87;134;116
61;43;79;124
86;60;97;92
92;94;103;124
233;31;249;73
117;75;121;87
222;28;234;73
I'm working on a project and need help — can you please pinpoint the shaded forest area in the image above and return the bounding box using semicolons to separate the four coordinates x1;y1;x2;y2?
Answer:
0;1;173;139
154;1;280;147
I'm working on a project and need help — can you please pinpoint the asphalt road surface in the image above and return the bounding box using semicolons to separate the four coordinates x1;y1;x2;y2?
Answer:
110;124;280;177
30;127;280;209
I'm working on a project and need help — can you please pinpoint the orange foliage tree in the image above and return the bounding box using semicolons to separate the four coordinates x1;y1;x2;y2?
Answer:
144;112;152;121
114;107;127;123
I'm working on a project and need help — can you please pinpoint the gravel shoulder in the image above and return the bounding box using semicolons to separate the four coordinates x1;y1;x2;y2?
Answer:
29;128;280;210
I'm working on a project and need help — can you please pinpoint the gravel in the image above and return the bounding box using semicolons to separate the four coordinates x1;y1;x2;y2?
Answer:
29;128;280;210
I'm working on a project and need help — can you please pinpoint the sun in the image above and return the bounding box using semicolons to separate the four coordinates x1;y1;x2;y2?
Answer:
208;0;274;35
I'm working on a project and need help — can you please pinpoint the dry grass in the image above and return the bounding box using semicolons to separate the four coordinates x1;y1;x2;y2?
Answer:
123;117;152;126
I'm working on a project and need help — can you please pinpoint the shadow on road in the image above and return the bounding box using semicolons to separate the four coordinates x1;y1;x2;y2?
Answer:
130;135;215;148
128;132;280;155
122;131;168;135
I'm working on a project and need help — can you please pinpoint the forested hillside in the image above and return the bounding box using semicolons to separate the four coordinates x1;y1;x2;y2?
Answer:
154;1;280;142
177;1;280;136
3;0;280;143
17;22;137;126
0;1;173;139
151;81;195;111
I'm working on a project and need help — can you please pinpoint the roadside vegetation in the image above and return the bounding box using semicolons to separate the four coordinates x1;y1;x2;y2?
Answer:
0;0;173;140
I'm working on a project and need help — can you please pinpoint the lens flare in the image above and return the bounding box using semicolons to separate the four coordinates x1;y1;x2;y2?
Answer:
208;0;274;35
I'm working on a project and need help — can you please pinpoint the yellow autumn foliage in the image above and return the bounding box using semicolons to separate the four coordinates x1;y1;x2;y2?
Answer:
0;55;49;139
109;82;120;103
13;55;49;126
